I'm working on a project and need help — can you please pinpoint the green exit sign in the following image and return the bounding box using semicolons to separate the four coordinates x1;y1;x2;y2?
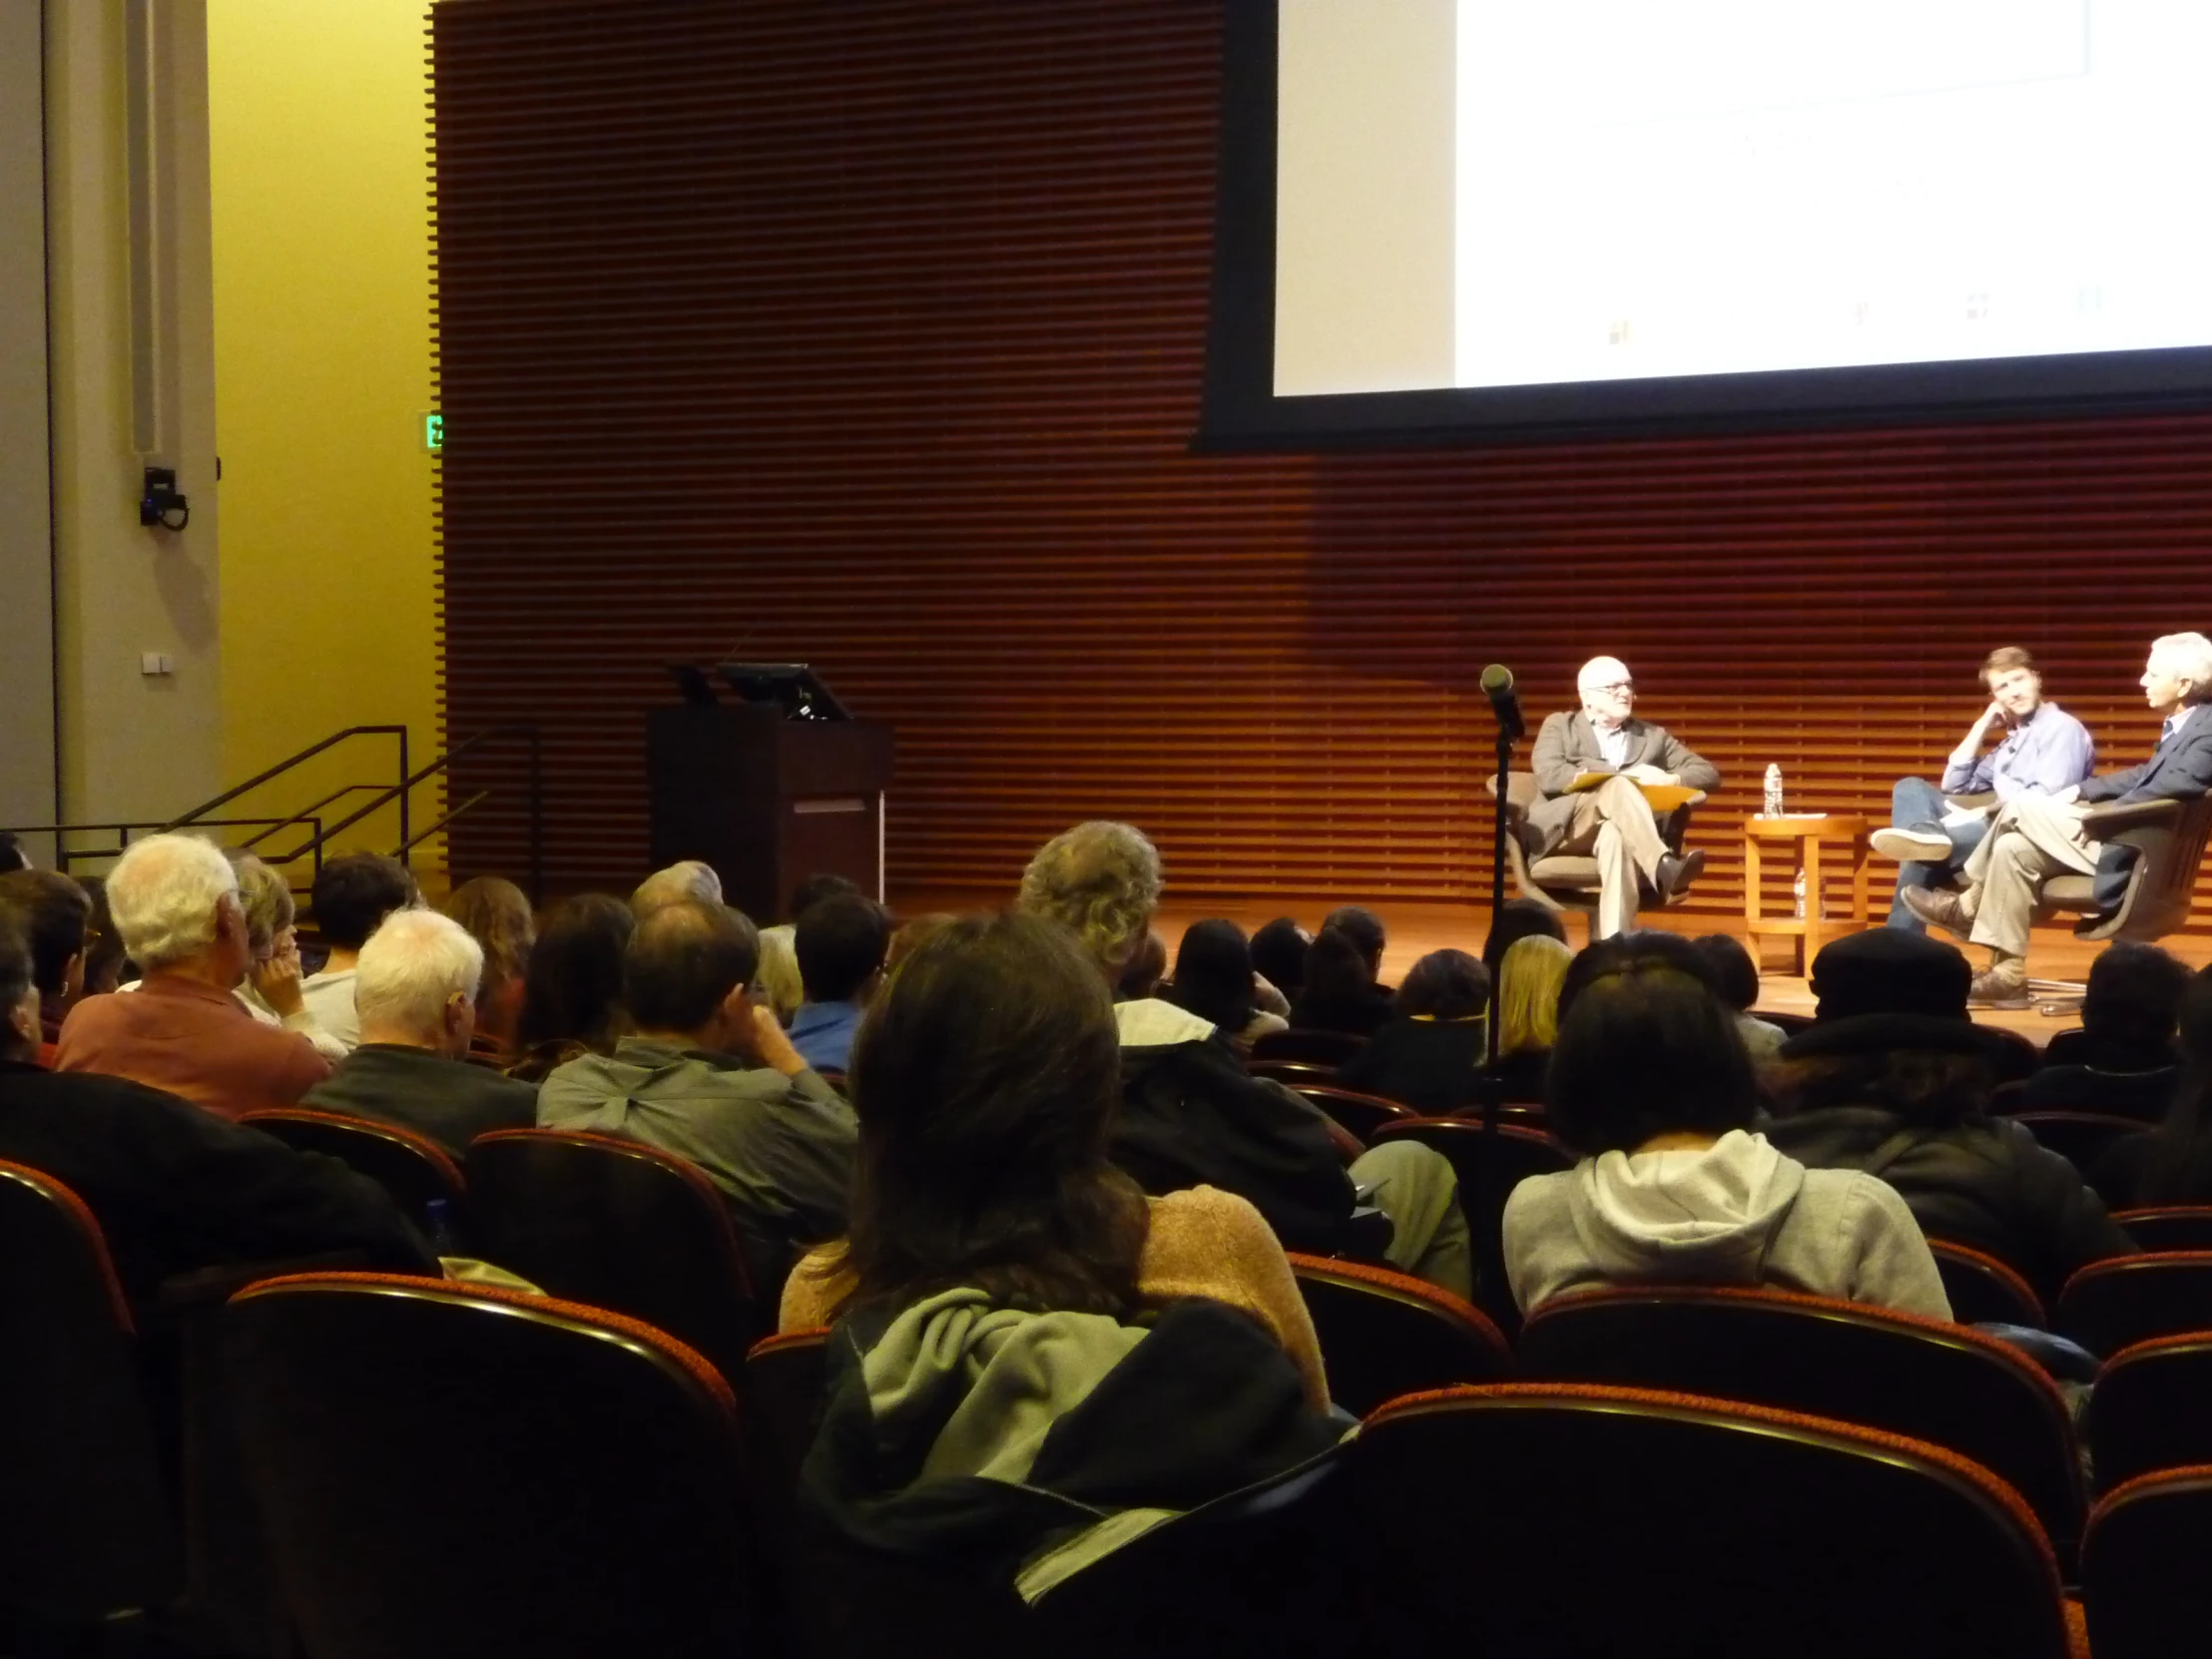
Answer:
421;411;443;452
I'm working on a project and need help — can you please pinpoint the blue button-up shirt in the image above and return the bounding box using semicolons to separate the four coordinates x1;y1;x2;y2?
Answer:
788;999;864;1073
1942;703;2095;802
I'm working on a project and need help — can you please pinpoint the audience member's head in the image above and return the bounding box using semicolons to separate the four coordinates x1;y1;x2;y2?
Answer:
754;925;805;1023
78;875;127;994
2081;942;2192;1052
798;892;892;1006
1557;929;1719;1021
1015;821;1162;977
1321;905;1386;975
1166;919;1260;1032
624;899;760;1043
515;891;634;1051
354;909;484;1058
840;911;1146;1317
311;852;415;953
1303;925;1377;1004
0;832;28;874
227;853;296;964
0;869;92;1010
1693;933;1763;1014
788;871;861;923
630;859;723;918
885;912;956;972
1250;917;1313;996
0;912;40;1061
1773;929;1994;1126
1482;897;1568;976
2139;970;2212;1205
443;875;534;1043
1496;934;1572;1056
105;833;250;983
1393;948;1489;1021
1115;931;1168;1002
1546;947;1757;1156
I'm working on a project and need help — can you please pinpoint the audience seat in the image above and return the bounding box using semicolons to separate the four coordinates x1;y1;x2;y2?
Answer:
2083;1335;2212;1494
0;1160;182;1624
224;1272;768;1659
1247;1058;1341;1090
2079;1465;2212;1659
1348;1382;2078;1659
465;1129;759;1383
1366;1117;1574;1335
1279;1082;1414;1145
2112;1207;2212;1252
2057;1252;2212;1358
2011;1111;2144;1179
239;1107;466;1236
1515;1284;2083;1563
740;1329;829;1578
1928;1239;2048;1329
1286;1255;1510;1417
1751;1010;1814;1036
1249;1029;1368;1067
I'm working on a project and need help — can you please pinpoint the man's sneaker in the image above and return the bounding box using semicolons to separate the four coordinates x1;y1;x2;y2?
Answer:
1967;968;2031;1011
1871;826;1953;863
1901;885;1972;940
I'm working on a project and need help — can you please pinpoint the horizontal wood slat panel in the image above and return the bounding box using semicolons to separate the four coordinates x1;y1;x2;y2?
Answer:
432;0;2212;929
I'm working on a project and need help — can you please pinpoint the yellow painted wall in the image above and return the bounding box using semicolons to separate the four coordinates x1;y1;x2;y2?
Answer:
207;0;441;877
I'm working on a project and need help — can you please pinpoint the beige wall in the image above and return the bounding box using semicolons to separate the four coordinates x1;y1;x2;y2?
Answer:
1275;0;1457;396
208;0;441;873
46;0;226;842
0;3;59;853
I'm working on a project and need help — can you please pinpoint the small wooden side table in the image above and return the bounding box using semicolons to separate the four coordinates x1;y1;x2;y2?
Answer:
1743;815;1872;974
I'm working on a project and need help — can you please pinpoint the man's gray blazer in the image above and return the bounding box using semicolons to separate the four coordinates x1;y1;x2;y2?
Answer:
1525;711;1722;856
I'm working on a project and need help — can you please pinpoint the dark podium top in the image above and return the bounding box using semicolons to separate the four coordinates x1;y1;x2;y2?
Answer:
645;704;894;924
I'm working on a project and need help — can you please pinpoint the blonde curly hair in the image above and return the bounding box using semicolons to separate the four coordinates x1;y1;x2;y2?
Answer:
1016;822;1162;974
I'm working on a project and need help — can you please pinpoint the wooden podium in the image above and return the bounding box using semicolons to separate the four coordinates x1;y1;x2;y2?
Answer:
646;703;894;924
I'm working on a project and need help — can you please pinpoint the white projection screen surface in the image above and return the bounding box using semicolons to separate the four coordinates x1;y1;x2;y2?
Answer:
1206;0;2212;445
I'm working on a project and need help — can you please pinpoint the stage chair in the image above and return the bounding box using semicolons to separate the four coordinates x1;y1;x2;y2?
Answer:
2079;1465;2212;1659
2083;1335;2212;1495
1367;1117;1575;1336
2025;794;2212;1012
1515;1284;2084;1564
2011;1110;2143;1179
2056;1252;2212;1359
465;1129;760;1383
2113;1207;2212;1252
224;1272;768;1659
1484;771;1708;933
1347;1382;2076;1659
1286;1254;1510;1417
239;1107;467;1236
1928;1240;2047;1329
1249;1028;1368;1067
0;1160;183;1626
1280;1082;1415;1145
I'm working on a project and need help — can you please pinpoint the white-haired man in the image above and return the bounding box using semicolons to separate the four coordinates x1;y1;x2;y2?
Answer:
1907;633;2212;1007
302;909;539;1155
630;858;723;918
56;834;331;1117
1527;657;1723;938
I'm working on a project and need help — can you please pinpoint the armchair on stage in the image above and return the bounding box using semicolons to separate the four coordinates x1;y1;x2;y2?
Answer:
1486;771;1708;928
2024;793;2212;1006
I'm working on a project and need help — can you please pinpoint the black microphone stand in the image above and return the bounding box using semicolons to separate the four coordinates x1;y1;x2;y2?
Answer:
1481;718;1515;1143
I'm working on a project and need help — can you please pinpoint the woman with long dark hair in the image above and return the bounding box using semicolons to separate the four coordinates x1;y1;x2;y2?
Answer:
506;891;632;1083
783;912;1336;1592
1164;918;1285;1053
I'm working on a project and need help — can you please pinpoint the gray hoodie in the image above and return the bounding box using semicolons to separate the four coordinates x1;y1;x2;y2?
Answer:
1503;1129;1950;1320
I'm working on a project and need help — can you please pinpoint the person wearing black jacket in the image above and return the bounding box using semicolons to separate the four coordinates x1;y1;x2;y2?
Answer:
1764;928;2135;1308
1018;823;1471;1295
1339;949;1488;1117
0;914;432;1305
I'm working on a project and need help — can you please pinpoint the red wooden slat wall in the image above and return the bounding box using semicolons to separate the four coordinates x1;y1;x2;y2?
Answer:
430;0;2212;927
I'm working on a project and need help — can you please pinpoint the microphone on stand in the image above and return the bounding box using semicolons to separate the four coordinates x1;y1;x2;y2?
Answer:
1480;664;1524;741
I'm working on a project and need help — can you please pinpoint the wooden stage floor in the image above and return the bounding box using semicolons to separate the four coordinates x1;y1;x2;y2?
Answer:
893;890;2212;1053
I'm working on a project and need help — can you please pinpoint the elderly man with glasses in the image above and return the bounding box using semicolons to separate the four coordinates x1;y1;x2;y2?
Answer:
1526;656;1722;939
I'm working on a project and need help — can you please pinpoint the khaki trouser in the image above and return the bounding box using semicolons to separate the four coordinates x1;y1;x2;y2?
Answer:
1551;775;1671;939
1348;1141;1473;1301
1959;793;2100;959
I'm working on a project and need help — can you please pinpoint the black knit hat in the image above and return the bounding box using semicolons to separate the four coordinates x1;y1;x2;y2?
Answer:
1779;927;2005;1062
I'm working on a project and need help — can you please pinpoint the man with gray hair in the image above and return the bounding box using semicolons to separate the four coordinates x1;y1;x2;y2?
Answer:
56;833;331;1116
630;858;723;918
302;909;539;1155
1527;656;1722;938
1908;633;2212;1006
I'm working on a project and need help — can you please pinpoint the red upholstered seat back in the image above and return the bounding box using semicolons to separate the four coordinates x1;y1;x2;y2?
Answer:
2058;1251;2212;1358
1287;1253;1509;1417
2080;1464;2212;1659
241;1107;467;1231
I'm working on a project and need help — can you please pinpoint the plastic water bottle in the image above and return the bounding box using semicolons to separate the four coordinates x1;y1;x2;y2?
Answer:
1793;868;1808;920
1763;764;1784;818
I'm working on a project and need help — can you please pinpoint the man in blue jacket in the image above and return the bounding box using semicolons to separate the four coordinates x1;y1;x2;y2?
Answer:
1908;633;2212;1007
